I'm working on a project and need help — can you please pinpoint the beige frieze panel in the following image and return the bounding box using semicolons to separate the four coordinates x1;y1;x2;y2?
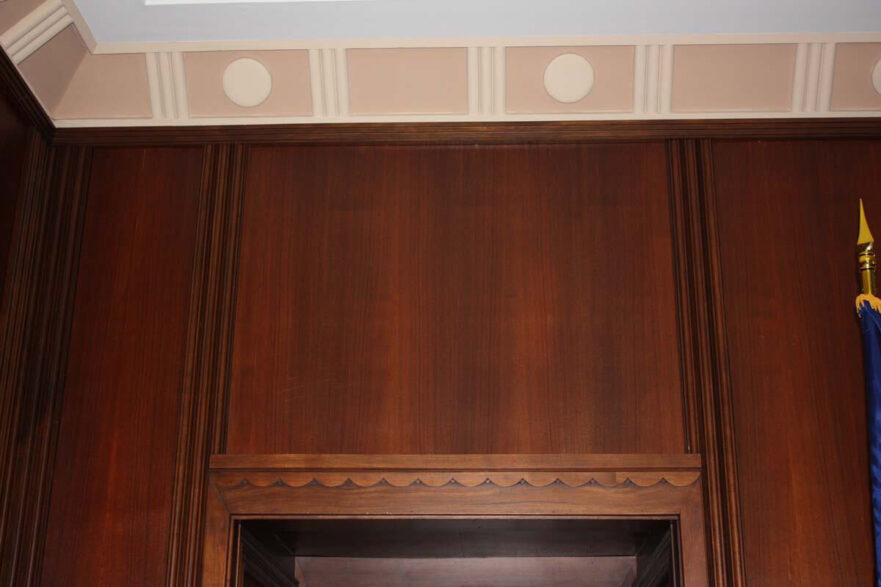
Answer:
185;50;312;118
672;44;798;113
507;46;634;114
831;43;881;111
3;1;881;127
348;48;468;116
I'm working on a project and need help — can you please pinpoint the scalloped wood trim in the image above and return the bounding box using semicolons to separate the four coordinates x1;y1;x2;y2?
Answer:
214;470;701;489
203;463;709;586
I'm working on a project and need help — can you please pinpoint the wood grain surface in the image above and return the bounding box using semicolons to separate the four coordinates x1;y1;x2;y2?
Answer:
227;143;684;455
40;147;203;586
0;93;28;295
712;139;878;585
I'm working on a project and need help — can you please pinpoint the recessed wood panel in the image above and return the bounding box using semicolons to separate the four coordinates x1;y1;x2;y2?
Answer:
227;143;683;454
41;147;202;586
712;139;877;585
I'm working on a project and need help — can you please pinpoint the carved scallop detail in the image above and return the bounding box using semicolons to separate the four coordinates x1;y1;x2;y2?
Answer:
215;470;701;490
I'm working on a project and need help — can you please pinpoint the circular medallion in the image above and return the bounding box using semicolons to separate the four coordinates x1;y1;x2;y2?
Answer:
222;58;272;107
543;53;594;103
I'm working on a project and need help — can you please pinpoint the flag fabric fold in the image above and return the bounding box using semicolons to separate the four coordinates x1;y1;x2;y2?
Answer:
858;294;881;586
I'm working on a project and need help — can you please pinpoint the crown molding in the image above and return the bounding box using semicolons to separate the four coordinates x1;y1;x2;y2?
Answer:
4;0;881;132
89;32;881;55
0;39;51;135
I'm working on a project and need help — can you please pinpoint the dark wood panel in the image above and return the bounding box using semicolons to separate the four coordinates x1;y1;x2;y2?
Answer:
0;132;55;585
40;147;202;586
228;143;683;454
166;144;246;586
668;139;744;586
0;93;28;295
712;139;878;585
51;119;881;147
0;145;90;585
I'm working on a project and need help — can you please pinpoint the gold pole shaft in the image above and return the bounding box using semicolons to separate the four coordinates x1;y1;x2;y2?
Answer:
859;241;877;296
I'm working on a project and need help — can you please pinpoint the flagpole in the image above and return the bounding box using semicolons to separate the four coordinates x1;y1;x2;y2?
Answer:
859;199;877;296
857;200;881;587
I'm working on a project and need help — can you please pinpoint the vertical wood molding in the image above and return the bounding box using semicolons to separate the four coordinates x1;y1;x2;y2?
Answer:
667;139;745;586
668;139;702;455
166;143;246;586
696;138;745;587
0;138;91;585
0;133;51;583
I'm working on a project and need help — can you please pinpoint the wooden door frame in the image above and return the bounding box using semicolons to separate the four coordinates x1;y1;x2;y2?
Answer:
201;454;707;586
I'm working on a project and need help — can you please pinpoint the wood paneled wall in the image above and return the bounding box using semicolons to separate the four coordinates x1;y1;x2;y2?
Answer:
0;115;879;585
711;140;878;585
40;147;203;586
228;143;683;455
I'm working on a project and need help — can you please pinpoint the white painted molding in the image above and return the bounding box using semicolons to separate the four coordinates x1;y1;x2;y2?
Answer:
632;45;647;114
467;47;479;115
658;44;673;114
791;43;809;113
91;33;881;56
146;53;162;119
60;0;96;52
802;42;823;113
0;10;875;128
335;48;349;116
159;52;175;117
1;0;62;49
816;42;836;112
478;47;493;115
172;52;189;119
873;59;881;96
493;46;505;115
471;46;505;116
308;48;323;116
644;45;662;115
320;48;339;117
146;51;187;119
1;0;73;64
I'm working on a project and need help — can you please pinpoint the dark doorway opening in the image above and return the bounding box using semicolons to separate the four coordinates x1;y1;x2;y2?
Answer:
234;517;679;586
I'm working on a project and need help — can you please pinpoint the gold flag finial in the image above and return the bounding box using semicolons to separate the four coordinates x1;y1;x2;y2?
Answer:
859;199;875;245
858;200;878;300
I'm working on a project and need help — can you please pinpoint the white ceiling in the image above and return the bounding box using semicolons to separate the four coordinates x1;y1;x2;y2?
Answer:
72;0;881;45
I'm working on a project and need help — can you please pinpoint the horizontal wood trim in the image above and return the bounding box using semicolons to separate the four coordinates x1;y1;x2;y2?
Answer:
210;454;702;473
52;119;881;147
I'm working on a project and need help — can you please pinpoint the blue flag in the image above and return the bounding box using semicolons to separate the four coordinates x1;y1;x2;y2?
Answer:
859;298;881;586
